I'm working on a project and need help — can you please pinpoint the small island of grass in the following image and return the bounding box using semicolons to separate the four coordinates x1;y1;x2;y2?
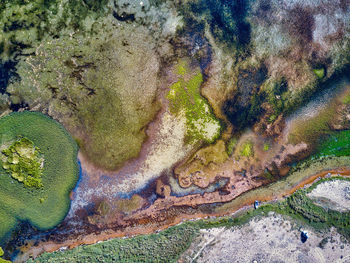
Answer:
1;137;43;188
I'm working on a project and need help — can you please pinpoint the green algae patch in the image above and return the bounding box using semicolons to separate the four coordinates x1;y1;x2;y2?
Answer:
0;257;10;263
315;130;350;158
239;140;254;158
0;246;11;263
1;138;43;188
0;111;79;243
263;143;270;151
313;68;325;79
167;61;221;144
226;137;238;156
176;60;188;76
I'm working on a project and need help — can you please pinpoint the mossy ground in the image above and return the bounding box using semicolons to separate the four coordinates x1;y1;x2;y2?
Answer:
175;140;228;186
315;130;350;158
288;105;336;145
0;111;78;243
313;68;325;79
167;60;221;144
226;137;238;156
6;19;160;171
1;138;43;188
287;82;350;146
237;140;254;158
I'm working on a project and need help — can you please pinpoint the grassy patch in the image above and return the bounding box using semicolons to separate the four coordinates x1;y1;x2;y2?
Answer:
313;68;325;79
315;130;350;157
285;189;350;237
226;137;238;156
263;143;270;151
239;140;254;157
167;61;221;144
27;224;199;263
0;111;78;243
0;0;108;61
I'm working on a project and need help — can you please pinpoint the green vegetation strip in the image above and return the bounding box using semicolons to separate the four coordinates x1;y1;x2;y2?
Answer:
0;111;78;243
27;224;198;263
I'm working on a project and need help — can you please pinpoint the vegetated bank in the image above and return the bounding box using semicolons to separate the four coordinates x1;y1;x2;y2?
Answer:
0;111;79;246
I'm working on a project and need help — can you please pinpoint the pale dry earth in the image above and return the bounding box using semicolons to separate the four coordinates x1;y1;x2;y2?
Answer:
180;213;350;263
308;180;350;212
